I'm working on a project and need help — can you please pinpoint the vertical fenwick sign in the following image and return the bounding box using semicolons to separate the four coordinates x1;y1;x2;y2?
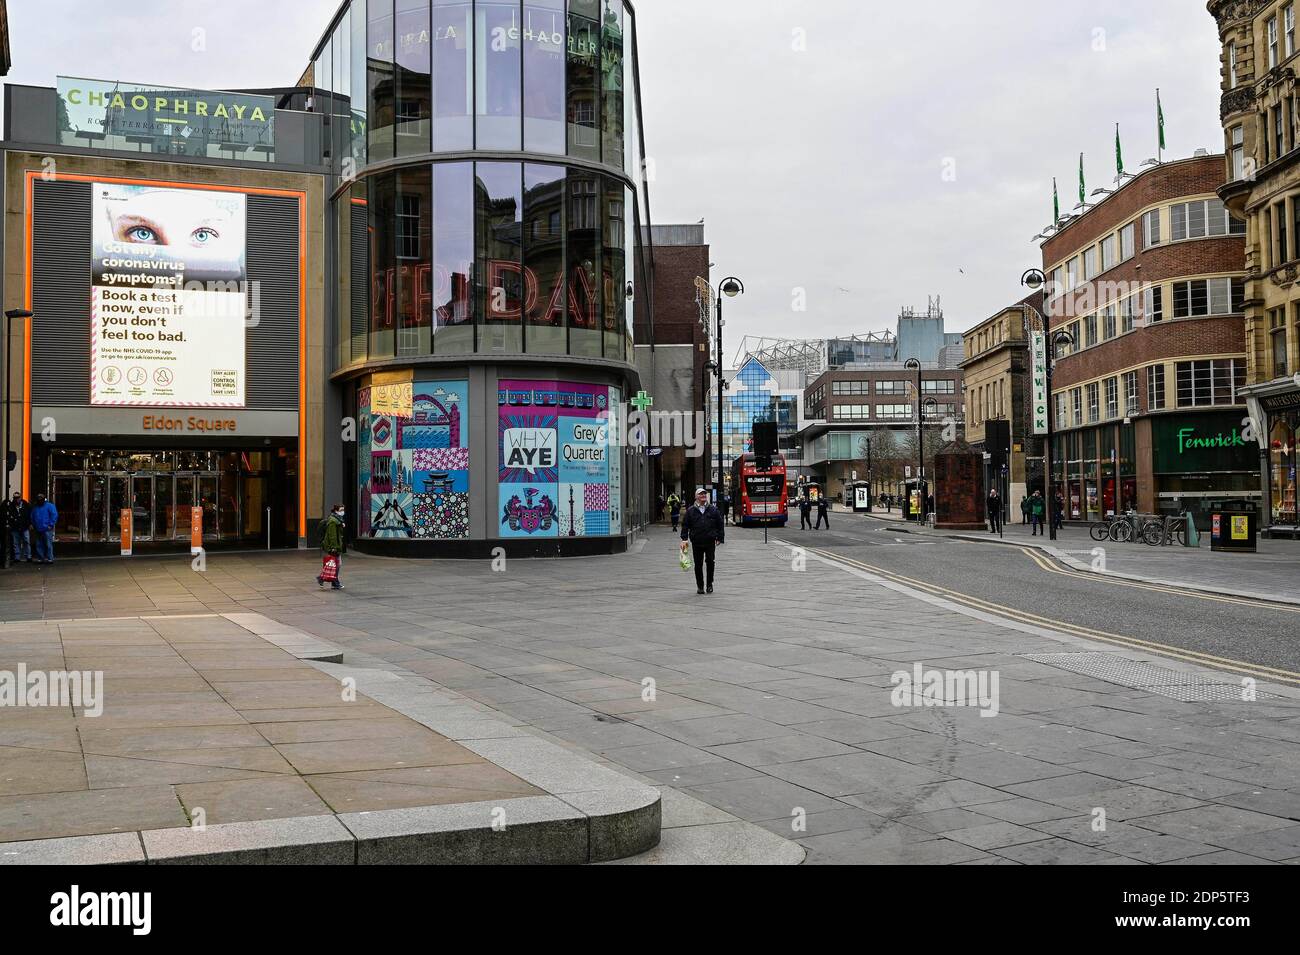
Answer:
1030;330;1049;435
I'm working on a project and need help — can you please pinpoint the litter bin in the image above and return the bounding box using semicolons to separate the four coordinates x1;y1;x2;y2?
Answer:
1210;501;1258;553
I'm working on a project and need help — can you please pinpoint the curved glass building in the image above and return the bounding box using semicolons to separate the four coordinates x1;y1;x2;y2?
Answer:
309;0;651;556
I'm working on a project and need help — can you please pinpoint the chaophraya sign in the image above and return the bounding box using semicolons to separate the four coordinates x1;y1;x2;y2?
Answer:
90;182;247;407
58;77;275;157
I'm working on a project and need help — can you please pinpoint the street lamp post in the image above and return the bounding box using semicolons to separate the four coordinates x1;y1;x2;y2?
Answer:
904;358;923;521
2;309;34;570
1018;270;1076;542
714;277;744;502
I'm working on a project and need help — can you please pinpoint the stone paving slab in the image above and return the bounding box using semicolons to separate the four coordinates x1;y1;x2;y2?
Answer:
0;611;661;864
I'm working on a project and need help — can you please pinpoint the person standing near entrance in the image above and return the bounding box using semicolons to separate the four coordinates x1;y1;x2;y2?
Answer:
987;488;1003;534
30;493;58;564
1029;490;1046;536
1020;495;1031;524
1052;491;1066;534
680;486;724;594
317;504;346;590
6;492;32;563
668;491;682;532
815;494;830;530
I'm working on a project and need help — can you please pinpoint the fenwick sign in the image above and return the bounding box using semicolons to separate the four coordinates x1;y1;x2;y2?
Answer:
1152;412;1257;474
1030;331;1048;435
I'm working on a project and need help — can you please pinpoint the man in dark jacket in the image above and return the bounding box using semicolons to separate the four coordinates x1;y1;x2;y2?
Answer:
5;492;32;563
798;495;812;529
680;486;724;594
814;494;830;529
987;488;1002;534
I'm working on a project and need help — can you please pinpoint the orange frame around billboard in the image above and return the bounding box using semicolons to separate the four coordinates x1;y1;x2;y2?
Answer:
23;170;309;540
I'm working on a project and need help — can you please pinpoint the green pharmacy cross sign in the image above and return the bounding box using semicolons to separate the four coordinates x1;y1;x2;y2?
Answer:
631;390;653;413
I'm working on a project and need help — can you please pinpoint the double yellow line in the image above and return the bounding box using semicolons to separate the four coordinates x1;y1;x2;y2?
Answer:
1018;545;1300;614
800;544;1300;687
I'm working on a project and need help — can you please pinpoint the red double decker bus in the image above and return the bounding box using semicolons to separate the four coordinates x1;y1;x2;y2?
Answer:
730;453;789;526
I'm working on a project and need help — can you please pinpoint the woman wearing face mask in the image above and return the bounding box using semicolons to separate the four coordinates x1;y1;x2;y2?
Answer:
317;504;347;591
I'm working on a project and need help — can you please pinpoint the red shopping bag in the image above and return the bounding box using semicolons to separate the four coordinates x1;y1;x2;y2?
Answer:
319;554;339;583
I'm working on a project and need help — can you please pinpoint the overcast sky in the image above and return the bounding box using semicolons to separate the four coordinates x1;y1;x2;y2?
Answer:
6;1;1226;354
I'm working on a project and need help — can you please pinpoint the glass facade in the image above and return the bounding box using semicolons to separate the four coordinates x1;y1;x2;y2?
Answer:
715;358;803;487
316;1;647;546
326;0;643;367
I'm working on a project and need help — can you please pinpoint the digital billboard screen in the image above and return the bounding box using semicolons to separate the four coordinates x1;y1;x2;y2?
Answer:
90;182;247;407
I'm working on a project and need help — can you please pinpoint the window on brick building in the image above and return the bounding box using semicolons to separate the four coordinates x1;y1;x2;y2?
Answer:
1269;15;1279;68
1230;125;1245;180
1171;199;1238;239
1105;377;1118;419
1102;304;1116;340
1172;278;1237;318
1087;382;1099;422
1124;371;1139;415
1142;208;1161;247
1085;246;1098;280
1175;359;1244;407
1100;236;1115;272
1143;285;1163;323
1120;222;1135;261
1121;295;1136;333
1148;364;1166;410
1085;314;1097;348
1072;388;1083;426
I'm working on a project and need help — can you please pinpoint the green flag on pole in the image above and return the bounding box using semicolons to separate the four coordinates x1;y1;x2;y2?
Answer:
1078;153;1085;203
1053;178;1060;226
1157;89;1166;153
1115;124;1124;177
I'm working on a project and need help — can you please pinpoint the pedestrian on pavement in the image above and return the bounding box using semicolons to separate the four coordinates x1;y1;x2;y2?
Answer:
668;491;682;532
720;491;731;524
656;494;665;522
799;495;812;529
815;495;830;529
5;491;32;563
1029;490;1046;536
30;492;58;564
680;486;724;595
317;503;347;590
1052;492;1065;533
987;487;1002;534
1020;495;1031;525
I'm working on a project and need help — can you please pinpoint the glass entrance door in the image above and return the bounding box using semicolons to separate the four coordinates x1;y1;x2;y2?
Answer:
107;475;129;542
198;473;219;539
175;474;195;541
52;474;85;542
131;476;154;541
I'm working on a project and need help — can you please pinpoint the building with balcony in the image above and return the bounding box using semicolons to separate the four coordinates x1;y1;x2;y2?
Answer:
1042;152;1254;527
1210;0;1300;533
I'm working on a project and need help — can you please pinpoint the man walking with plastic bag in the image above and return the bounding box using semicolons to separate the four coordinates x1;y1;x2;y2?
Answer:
680;486;724;595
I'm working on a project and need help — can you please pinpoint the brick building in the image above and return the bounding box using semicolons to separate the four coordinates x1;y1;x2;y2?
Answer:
960;291;1044;514
1042;153;1256;526
633;223;713;501
1209;0;1300;533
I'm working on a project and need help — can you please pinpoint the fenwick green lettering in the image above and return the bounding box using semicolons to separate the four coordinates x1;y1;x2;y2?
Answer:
1177;426;1247;453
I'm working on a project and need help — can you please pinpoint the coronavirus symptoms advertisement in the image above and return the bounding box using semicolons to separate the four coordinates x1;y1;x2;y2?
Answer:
91;182;247;407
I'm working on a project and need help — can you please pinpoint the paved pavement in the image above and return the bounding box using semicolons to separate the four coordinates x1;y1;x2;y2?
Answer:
5;529;1297;864
864;506;1300;603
